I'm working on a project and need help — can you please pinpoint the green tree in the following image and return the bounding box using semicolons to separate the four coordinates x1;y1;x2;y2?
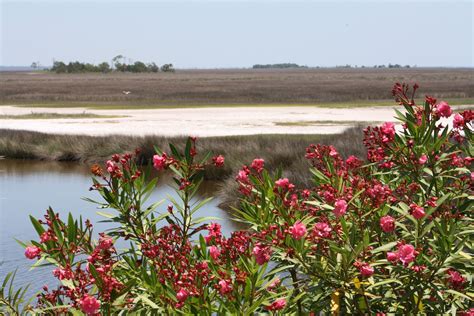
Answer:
160;63;175;72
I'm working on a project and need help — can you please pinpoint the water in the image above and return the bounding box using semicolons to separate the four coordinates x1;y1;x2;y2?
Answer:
0;159;237;302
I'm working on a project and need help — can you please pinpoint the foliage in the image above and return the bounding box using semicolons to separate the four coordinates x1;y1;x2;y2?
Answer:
50;57;168;73
160;64;175;72
252;63;307;69
1;84;473;315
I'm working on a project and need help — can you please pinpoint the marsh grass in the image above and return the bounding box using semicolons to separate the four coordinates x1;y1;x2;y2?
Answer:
2;99;473;110
0;127;366;208
1;68;473;107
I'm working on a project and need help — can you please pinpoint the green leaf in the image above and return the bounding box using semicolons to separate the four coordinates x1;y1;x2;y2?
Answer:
29;215;45;236
372;241;397;254
137;294;159;309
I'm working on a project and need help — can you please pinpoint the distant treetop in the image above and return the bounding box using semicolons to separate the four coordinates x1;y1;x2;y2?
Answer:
252;63;308;69
49;56;174;74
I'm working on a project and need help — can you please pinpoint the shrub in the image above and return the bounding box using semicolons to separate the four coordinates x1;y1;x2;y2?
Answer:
1;84;473;314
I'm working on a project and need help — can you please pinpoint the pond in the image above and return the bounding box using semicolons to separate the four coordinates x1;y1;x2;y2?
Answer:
0;159;237;302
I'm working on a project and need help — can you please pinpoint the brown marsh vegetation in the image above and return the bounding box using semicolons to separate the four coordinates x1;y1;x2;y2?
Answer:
1;68;473;107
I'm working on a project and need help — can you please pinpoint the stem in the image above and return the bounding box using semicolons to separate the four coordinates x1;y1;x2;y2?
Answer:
359;282;372;316
290;268;302;315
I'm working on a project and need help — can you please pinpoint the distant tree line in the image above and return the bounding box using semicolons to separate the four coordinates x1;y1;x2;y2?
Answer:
252;63;308;69
50;55;174;74
251;63;413;69
336;63;412;69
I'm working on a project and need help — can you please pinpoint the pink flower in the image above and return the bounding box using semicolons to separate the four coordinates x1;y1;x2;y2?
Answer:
329;146;338;157
266;298;287;311
447;269;466;289
24;246;41;259
453;113;465;128
152;153;168;170
79;294;100;315
381;122;395;138
387;251;398;262
40;231;53;243
418;154;428;165
380;215;395;233
97;234;113;250
53;267;74;280
410;203;425;219
212;155;225;167
218;279;232;295
106;160;116;173
250;158;265;173
289;221;307;240
236;169;249;183
314;222;332;238
359;263;374;277
207;222;222;238
252;243;272;265
274;178;295;191
209;246;221;260
346;155;362;168
333;199;348;217
176;288;188;302
436;101;452;118
398;244;416;265
267;277;281;291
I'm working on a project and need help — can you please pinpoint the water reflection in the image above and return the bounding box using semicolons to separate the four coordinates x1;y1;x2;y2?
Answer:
0;159;238;301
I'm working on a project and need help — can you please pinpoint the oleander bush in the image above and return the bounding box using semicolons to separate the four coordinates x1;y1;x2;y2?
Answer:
1;84;473;315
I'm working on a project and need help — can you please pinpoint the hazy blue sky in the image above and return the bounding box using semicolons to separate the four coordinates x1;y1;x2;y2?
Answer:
1;0;473;68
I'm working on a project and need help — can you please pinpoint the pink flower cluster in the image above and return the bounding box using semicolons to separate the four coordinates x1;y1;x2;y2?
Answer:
387;243;417;266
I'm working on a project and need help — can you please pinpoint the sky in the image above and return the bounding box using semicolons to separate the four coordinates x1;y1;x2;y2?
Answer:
1;0;473;68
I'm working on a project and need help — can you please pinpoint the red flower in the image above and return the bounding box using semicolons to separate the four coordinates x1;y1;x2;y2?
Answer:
418;154;428;165
266;298;287;311
53;266;74;280
206;222;222;243
289;221;307;240
79;294;100;316
379;215;395;233
381;122;396;142
176;288;188;302
447;269;466;290
453;114;465;128
435;101;452;118
24;246;41;259
218;280;232;295
209;245;221;260
333;199;347;217
397;244;416;265
252;243;272;265
313;222;332;238
250;158;265;173
235;169;249;183
153;153;168;170
275;178;295;191
387;251;398;263
212;155;225;167
410;203;425;220
329;146;338;157
359;263;374;277
97;234;113;250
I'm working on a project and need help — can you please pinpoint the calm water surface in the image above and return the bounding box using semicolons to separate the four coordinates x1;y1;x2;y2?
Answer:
0;159;237;300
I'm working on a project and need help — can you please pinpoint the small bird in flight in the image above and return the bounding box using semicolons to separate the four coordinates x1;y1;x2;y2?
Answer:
122;91;131;95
